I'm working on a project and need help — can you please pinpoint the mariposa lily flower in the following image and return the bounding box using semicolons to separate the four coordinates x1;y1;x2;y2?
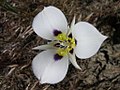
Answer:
32;6;107;84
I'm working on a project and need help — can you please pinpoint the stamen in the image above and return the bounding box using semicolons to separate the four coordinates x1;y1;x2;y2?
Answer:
54;43;66;49
53;32;76;57
54;43;60;47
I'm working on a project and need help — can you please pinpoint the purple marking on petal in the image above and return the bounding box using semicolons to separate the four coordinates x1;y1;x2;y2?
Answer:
53;30;62;36
54;54;63;61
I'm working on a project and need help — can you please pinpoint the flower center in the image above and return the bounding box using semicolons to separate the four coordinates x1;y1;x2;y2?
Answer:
54;32;76;56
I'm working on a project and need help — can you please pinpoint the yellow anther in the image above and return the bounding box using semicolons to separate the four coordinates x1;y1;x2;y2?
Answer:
56;33;67;41
57;48;68;56
55;33;76;56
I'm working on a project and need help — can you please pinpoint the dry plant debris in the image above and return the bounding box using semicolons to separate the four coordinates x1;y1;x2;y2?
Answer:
0;0;120;90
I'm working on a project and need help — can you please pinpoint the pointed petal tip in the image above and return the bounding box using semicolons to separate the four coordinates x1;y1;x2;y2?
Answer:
73;15;76;21
74;65;82;70
71;16;76;26
69;53;82;70
32;47;39;50
40;80;46;84
103;35;108;40
40;78;58;84
32;44;53;50
100;34;108;44
40;80;56;84
77;66;82;70
43;6;52;9
73;22;108;59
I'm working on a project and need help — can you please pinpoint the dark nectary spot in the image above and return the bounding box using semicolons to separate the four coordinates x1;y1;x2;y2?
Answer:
75;39;77;45
54;54;63;61
53;29;62;36
69;49;74;54
68;33;72;38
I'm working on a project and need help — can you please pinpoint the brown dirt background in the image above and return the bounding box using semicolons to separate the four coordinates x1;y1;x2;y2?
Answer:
0;0;120;90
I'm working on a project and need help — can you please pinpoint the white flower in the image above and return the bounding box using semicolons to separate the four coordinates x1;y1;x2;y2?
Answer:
32;6;107;84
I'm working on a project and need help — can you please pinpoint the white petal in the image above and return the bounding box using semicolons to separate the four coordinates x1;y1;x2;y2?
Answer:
32;6;68;40
68;53;81;70
72;22;107;59
32;44;54;50
32;50;69;84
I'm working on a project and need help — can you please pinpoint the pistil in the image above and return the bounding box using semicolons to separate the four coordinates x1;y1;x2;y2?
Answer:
53;31;76;56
